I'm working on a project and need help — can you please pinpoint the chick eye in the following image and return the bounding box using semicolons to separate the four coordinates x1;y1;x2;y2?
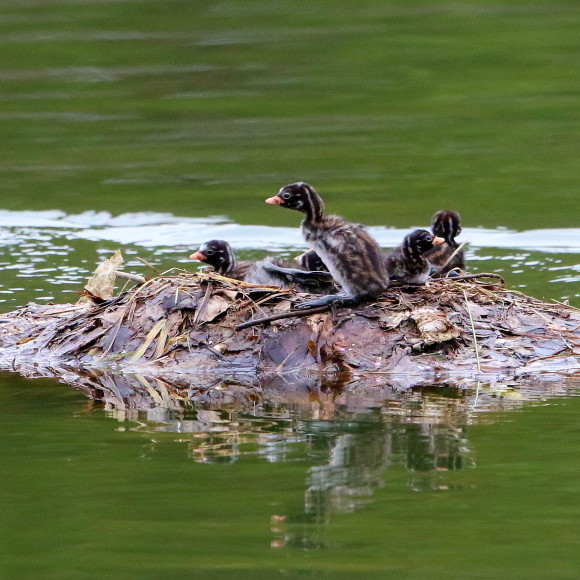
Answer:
281;191;291;200
204;249;215;256
426;237;433;243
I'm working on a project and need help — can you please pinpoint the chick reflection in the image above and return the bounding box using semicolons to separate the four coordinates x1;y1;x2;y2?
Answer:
184;410;234;464
182;408;300;464
303;415;471;522
72;370;475;547
267;401;473;549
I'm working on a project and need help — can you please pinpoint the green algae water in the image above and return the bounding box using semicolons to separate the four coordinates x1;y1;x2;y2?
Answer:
1;1;579;577
1;374;579;578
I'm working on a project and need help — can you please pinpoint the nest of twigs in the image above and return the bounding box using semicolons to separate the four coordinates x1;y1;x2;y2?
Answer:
1;266;578;390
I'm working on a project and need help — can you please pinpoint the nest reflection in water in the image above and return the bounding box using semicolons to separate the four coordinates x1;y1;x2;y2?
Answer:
0;264;578;414
2;264;579;551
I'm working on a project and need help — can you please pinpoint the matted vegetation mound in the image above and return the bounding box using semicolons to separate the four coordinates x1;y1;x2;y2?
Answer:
1;266;578;390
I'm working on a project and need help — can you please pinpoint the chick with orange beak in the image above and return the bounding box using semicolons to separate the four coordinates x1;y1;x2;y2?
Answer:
385;229;445;286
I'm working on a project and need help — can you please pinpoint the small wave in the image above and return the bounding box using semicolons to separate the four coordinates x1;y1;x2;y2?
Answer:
0;210;579;253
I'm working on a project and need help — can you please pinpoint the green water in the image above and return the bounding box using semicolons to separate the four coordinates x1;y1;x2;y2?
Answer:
1;0;580;577
1;0;579;229
1;374;579;578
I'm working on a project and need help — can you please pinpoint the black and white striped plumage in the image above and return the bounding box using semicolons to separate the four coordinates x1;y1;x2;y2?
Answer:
266;182;388;308
190;239;334;292
385;229;444;285
424;210;465;276
190;240;242;278
295;249;328;273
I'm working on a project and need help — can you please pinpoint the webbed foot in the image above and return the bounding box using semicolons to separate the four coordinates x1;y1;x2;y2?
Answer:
443;268;462;278
294;293;358;310
262;263;334;290
290;270;334;290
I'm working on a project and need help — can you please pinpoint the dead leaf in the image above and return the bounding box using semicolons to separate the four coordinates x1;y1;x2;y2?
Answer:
464;301;490;318
79;250;123;303
163;289;203;311
128;318;166;363
378;310;409;328
213;338;257;354
505;312;546;335
197;295;230;323
409;307;461;344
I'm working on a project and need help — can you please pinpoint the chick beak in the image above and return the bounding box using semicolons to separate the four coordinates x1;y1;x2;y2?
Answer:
432;236;445;246
265;195;282;205
189;251;207;261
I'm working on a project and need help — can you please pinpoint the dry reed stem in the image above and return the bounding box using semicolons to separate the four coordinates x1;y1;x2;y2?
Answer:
136;257;161;276
431;241;469;276
462;288;482;373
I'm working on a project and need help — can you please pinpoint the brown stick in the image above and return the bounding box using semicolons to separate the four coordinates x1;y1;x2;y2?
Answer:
439;273;505;285
236;305;331;330
115;271;147;284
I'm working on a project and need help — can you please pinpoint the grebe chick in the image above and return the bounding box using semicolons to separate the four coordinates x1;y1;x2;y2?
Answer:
385;229;444;285
295;249;328;272
424;210;465;276
190;240;248;278
189;239;333;292
266;182;388;308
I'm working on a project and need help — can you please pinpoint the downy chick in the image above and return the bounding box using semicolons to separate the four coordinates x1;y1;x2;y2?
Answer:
424;210;465;277
266;182;388;308
385;229;444;285
190;239;333;293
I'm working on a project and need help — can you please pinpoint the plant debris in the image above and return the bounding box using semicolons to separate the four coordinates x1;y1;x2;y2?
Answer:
0;257;579;408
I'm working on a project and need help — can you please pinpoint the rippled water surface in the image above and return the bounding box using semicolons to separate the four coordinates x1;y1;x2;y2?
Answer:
0;210;578;310
1;0;579;577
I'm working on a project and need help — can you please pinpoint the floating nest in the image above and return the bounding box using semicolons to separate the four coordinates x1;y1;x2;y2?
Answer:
0;251;579;412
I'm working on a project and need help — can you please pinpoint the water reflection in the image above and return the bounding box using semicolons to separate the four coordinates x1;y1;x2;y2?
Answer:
29;368;573;465
171;392;477;549
3;364;578;552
